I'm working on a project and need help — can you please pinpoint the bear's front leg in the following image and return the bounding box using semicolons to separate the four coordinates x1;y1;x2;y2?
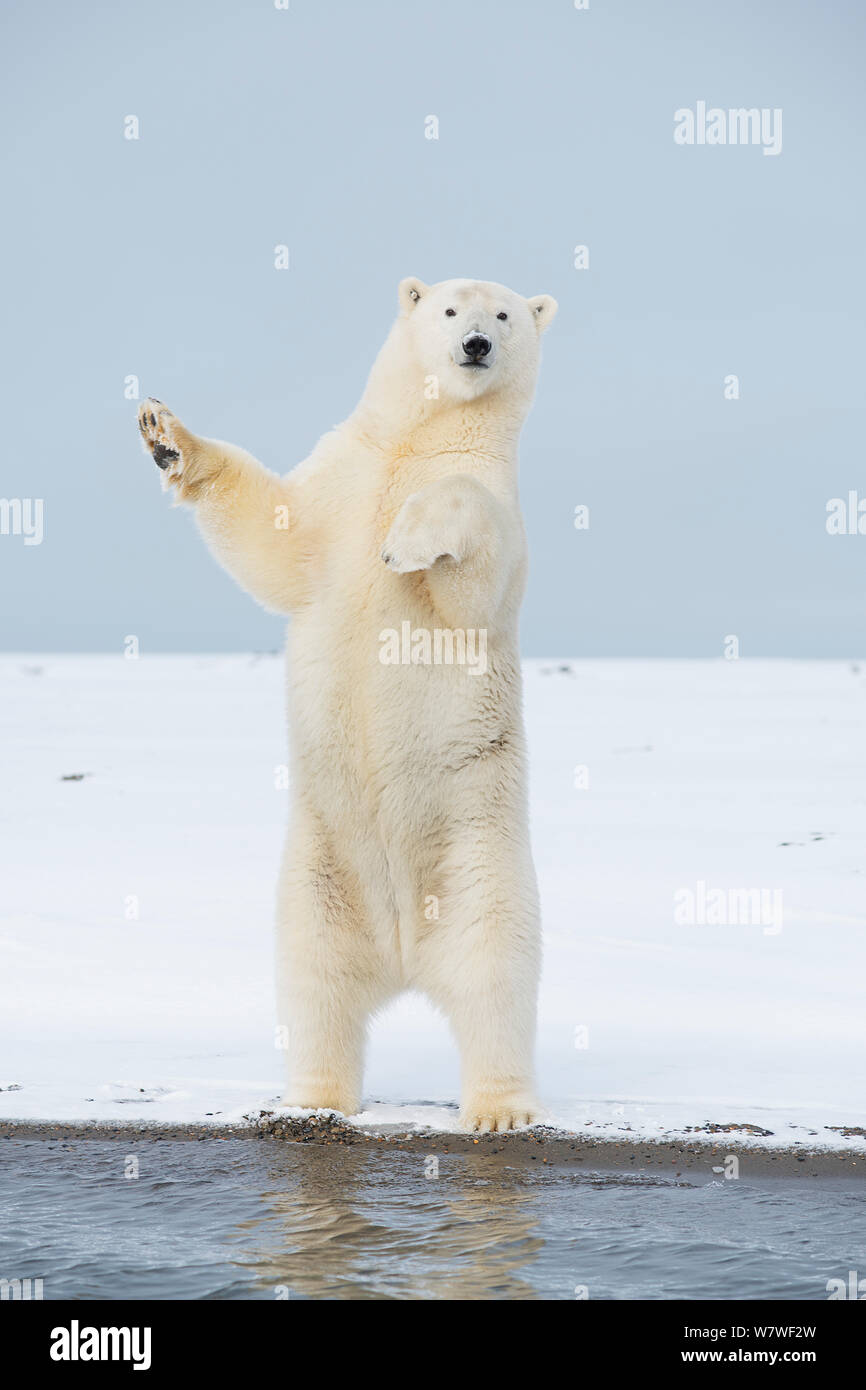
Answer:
136;397;307;612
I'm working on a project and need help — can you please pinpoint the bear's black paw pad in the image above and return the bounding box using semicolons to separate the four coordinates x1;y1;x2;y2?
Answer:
152;442;180;470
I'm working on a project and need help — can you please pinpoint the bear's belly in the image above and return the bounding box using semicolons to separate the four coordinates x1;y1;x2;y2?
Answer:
286;594;523;835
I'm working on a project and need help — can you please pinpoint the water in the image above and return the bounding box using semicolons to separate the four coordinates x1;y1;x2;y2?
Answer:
1;1139;862;1300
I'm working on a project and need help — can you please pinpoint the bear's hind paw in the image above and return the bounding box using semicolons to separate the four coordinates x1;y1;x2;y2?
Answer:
460;1094;542;1134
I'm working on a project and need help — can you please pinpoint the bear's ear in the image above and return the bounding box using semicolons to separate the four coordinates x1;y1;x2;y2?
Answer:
398;277;429;314
527;294;558;333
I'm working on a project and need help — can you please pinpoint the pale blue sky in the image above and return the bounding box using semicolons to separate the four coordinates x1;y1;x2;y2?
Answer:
1;0;864;654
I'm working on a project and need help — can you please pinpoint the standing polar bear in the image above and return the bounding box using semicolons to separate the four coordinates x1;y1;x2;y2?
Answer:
138;276;557;1132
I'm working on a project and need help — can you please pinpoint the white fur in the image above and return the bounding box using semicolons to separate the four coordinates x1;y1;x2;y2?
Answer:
137;276;557;1132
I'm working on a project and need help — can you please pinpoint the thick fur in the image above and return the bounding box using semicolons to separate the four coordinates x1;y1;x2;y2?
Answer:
138;276;557;1132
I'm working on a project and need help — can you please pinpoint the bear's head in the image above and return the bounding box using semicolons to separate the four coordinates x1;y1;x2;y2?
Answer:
396;277;557;405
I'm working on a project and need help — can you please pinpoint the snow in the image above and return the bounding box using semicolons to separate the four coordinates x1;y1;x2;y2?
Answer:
1;654;864;1150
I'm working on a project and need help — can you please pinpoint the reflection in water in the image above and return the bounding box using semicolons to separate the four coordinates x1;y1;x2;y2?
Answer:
3;1138;865;1300
236;1147;547;1299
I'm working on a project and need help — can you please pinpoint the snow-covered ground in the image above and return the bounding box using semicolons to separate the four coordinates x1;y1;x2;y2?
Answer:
1;655;864;1150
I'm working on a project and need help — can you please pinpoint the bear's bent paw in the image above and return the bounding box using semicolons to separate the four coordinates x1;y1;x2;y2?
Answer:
381;500;456;573
137;397;185;485
381;538;445;574
459;1092;541;1134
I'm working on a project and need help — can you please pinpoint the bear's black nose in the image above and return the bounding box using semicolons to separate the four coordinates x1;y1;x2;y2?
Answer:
461;332;492;361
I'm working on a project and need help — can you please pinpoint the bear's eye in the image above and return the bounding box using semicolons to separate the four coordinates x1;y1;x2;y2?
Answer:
497;312;508;321
445;308;456;317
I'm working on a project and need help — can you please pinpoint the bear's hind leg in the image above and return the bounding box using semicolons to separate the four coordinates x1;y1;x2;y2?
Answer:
417;826;542;1133
276;814;391;1117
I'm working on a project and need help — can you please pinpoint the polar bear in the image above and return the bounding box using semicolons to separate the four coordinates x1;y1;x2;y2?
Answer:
137;276;557;1132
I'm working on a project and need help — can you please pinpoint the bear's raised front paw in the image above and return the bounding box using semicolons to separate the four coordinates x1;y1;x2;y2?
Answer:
459;1093;541;1134
137;398;184;484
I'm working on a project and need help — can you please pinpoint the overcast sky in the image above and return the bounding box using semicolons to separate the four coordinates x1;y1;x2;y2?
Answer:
2;0;864;655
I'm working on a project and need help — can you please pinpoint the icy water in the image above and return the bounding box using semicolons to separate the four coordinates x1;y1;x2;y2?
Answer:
1;1139;862;1300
